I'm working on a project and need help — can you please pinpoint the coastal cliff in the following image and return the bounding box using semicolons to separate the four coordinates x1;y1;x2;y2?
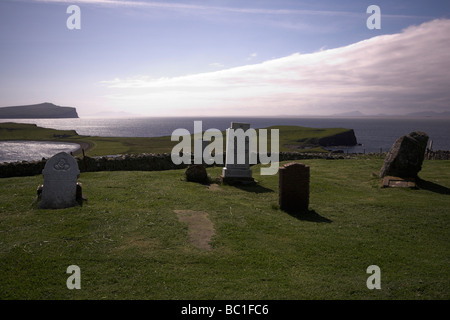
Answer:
0;102;79;119
318;129;358;147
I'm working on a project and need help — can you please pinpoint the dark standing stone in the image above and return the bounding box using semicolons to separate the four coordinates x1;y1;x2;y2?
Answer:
379;131;429;179
185;164;208;183
279;162;310;213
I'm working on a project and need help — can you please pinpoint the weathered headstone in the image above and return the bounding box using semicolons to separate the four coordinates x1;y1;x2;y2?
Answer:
379;131;429;179
38;152;81;209
221;122;255;184
279;162;310;213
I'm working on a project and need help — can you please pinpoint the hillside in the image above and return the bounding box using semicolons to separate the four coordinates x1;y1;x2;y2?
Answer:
0;102;79;119
0;159;449;300
0;123;357;157
269;126;357;151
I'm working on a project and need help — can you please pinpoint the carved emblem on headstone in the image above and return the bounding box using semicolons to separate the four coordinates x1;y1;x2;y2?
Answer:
54;158;71;171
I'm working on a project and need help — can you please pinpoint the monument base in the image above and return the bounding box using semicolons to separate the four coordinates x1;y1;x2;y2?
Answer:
221;167;255;185
382;176;416;188
37;182;86;208
220;175;255;185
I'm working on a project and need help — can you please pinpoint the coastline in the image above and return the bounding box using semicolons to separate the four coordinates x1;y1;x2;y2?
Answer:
70;140;93;156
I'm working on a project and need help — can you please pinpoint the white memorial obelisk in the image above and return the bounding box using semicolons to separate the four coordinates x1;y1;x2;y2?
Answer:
221;122;255;184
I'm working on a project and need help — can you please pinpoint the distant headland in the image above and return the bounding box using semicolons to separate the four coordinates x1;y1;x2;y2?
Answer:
0;102;79;119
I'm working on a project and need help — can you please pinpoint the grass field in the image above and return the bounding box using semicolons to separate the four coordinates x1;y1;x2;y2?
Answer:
1;158;449;300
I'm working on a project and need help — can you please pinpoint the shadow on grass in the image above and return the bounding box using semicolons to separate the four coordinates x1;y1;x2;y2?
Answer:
284;209;332;223
416;178;450;195
233;183;274;194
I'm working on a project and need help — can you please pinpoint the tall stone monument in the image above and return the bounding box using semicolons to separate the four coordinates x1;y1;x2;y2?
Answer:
38;152;81;209
221;122;255;184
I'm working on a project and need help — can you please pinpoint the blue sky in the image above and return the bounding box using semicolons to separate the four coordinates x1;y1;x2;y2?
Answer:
1;0;449;117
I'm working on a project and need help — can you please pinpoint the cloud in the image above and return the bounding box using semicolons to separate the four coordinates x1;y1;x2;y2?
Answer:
34;0;430;19
247;53;258;61
209;62;225;69
101;19;450;116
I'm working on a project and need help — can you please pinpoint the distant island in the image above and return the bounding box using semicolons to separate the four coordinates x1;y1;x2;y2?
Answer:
0;102;79;119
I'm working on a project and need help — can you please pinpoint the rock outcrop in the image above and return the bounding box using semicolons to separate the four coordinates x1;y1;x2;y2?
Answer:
379;131;429;179
318;129;357;147
185;164;208;183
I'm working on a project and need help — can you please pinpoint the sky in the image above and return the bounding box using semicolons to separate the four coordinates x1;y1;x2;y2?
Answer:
0;0;450;117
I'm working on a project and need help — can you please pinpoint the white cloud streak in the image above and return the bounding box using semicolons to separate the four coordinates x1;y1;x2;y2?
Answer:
101;19;450;116
33;0;430;19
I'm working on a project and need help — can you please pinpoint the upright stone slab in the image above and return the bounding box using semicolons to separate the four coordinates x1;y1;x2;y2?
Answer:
221;122;254;184
279;162;310;213
38;152;80;209
379;131;429;179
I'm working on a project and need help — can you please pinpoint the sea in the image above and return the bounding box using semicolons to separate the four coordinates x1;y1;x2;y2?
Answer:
1;117;449;163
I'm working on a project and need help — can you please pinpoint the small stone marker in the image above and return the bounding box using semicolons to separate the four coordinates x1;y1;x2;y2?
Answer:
38;152;81;209
185;164;208;183
279;162;310;213
221;122;254;184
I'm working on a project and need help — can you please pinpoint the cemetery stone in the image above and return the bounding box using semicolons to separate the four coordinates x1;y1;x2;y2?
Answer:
221;122;255;184
279;162;310;213
38;152;81;209
379;131;429;179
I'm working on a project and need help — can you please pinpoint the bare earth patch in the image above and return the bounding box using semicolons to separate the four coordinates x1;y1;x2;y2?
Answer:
114;236;161;253
207;183;221;191
174;210;215;251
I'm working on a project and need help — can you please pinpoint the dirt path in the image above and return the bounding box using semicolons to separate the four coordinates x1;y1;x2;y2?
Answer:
70;140;93;156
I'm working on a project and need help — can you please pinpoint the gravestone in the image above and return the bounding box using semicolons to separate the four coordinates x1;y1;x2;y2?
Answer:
38;152;81;209
221;122;254;184
379;131;429;179
279;162;310;213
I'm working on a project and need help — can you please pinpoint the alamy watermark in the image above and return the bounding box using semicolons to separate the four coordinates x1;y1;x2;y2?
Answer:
66;265;81;289
66;5;81;30
367;5;381;30
366;265;381;289
170;121;279;175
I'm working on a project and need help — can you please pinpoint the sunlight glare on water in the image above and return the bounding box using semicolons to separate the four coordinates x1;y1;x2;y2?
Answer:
0;141;80;163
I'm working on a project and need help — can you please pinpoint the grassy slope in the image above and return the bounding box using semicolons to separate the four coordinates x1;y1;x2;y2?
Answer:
0;122;355;156
267;125;353;152
0;159;448;299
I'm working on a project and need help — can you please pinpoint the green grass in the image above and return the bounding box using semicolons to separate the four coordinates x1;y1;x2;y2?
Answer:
0;122;354;156
0;122;79;140
1;159;449;299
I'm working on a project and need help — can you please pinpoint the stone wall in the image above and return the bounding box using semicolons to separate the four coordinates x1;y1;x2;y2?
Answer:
425;150;450;160
1;150;449;178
